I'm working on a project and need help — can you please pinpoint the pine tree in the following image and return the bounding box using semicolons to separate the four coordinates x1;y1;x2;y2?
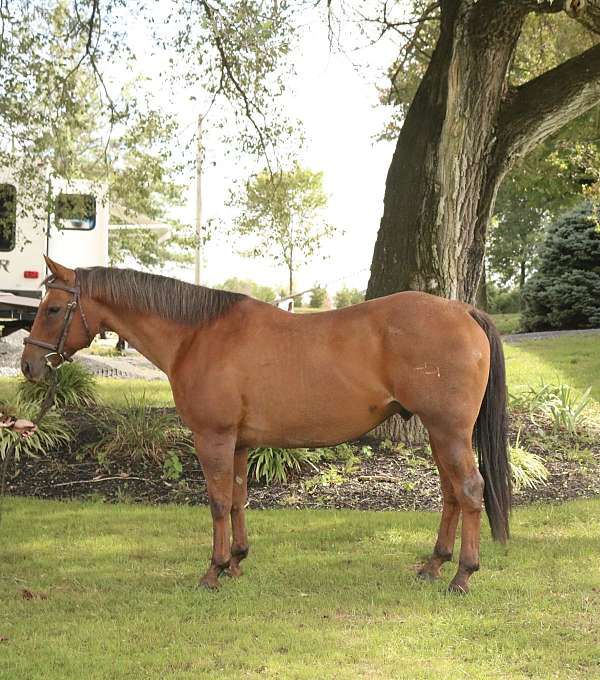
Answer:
521;205;600;331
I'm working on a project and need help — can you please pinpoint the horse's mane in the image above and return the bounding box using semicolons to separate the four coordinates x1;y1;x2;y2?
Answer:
77;267;246;326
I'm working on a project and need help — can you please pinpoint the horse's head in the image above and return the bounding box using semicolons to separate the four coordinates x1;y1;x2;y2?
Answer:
21;256;95;382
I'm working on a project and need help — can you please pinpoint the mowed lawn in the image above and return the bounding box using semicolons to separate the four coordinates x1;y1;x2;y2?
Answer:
504;334;600;402
0;376;175;407
1;498;599;679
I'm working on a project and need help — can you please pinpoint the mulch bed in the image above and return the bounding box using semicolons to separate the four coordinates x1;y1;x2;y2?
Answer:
4;410;600;512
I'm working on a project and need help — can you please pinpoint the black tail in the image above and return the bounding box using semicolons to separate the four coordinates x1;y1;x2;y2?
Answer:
470;308;512;543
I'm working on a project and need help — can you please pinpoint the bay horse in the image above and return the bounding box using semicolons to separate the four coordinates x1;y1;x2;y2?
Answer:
21;257;511;593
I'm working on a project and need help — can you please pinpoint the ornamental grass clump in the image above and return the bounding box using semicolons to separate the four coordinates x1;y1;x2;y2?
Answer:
92;393;192;466
17;362;99;409
510;382;592;434
509;428;549;492
248;447;320;484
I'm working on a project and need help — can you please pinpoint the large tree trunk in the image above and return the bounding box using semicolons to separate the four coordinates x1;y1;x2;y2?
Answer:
367;2;524;304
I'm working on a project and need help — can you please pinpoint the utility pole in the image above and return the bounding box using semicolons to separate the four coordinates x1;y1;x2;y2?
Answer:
194;114;204;285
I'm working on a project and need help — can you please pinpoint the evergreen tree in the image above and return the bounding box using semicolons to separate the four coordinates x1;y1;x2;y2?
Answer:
521;205;600;331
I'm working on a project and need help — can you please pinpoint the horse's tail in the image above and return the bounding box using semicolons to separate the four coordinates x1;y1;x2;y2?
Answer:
469;308;511;544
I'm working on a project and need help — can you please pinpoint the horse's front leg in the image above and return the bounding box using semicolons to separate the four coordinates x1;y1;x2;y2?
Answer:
194;431;236;589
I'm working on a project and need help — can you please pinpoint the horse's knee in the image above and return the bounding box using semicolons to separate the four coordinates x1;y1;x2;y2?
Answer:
208;496;230;520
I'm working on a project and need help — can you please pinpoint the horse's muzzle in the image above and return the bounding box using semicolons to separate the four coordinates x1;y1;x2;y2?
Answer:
21;355;50;383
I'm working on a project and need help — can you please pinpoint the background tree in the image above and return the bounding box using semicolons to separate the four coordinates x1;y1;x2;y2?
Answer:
334;286;364;309
521;204;600;331
309;284;328;308
105;113;195;269
229;164;334;297
8;2;600;297
0;2;195;271
488;102;600;292
488;150;561;292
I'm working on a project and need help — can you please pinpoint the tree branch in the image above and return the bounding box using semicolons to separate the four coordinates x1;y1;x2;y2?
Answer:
524;0;600;34
496;41;600;164
199;0;274;173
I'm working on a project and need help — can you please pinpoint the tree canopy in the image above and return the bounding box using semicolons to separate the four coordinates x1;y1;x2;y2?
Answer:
0;1;194;269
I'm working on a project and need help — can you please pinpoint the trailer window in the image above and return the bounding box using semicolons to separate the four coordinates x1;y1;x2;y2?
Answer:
0;184;16;251
55;193;96;230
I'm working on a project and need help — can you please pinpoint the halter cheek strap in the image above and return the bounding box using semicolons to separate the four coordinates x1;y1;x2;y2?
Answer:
23;273;94;366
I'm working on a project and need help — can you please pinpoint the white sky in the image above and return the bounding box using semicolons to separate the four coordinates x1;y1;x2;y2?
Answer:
127;9;400;295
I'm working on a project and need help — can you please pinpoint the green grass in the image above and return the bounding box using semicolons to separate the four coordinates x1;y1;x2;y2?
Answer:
491;312;521;335
0;376;175;407
1;498;599;679
504;335;600;402
94;377;174;406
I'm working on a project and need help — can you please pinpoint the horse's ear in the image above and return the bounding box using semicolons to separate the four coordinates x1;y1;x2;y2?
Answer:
43;255;76;285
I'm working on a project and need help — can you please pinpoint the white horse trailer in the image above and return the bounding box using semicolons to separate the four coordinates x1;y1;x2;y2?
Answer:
0;172;109;336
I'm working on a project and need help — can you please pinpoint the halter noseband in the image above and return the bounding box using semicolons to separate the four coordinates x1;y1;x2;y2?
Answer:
23;272;93;366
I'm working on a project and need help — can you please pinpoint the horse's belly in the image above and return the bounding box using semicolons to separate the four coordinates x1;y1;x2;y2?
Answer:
237;388;395;448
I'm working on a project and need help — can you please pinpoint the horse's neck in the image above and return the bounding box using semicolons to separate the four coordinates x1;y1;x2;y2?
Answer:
94;301;189;375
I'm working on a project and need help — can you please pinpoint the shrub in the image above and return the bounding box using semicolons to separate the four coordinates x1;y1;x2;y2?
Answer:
92;394;192;466
487;283;521;314
0;398;71;462
17;362;99;409
521;204;600;331
334;286;364;309
309;284;327;308
163;453;184;481
509;429;549;492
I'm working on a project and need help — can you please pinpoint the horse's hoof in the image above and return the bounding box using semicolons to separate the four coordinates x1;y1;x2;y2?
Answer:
199;576;220;590
447;580;469;595
416;569;438;582
225;564;243;578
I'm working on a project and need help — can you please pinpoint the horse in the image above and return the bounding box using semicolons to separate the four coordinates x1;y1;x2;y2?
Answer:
21;256;511;593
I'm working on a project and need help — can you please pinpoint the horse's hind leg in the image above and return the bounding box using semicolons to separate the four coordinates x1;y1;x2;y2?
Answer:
228;447;249;578
417;442;460;581
194;431;235;589
427;428;484;594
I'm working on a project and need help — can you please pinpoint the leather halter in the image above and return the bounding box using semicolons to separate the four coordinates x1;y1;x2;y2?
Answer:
23;272;94;366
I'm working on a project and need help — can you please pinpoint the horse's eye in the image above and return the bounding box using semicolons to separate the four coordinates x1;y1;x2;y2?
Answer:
48;306;61;315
